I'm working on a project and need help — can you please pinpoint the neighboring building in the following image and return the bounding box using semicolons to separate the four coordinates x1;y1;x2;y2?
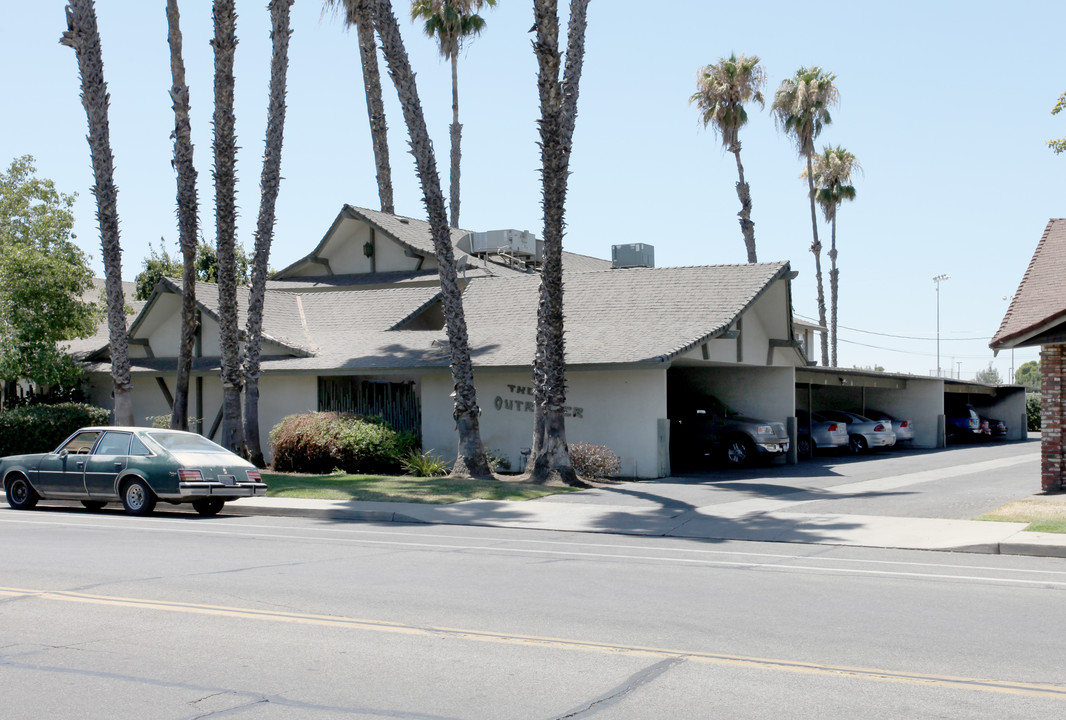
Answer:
991;218;1066;492
75;205;808;477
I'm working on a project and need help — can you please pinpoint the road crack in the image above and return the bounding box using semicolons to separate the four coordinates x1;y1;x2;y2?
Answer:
550;656;686;718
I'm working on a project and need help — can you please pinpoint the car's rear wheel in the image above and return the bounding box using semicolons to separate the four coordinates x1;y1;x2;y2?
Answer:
724;436;755;467
6;475;39;510
849;435;868;454
192;498;225;516
80;500;107;511
121;479;157;516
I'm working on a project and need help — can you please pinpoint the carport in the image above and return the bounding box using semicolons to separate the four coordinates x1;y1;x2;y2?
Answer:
944;380;1027;442
795;368;944;448
667;363;797;466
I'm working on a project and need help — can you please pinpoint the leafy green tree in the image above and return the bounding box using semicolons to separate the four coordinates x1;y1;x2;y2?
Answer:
0;156;100;392
1026;392;1041;431
852;364;884;372
1015;360;1040;390
410;0;496;228
771;66;839;367
974;362;1003;385
134;238;251;301
1049;92;1066;154
690;53;766;263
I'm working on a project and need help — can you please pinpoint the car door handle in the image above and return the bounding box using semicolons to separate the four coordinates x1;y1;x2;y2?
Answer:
114;463;123;469
76;462;85;469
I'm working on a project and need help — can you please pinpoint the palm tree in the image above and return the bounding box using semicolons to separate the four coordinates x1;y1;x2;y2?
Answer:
244;0;294;467
165;0;199;433
371;0;491;478
526;0;591;487
809;145;859;368
771;66;838;367
61;0;134;426
690;53;765;264
325;0;395;214
410;0;496;229
211;0;245;454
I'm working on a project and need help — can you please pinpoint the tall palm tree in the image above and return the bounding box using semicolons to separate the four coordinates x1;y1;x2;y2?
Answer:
244;0;294;468
410;0;496;229
690;53;765;264
166;0;199;433
526;0;591;487
212;0;245;454
371;0;491;478
809;145;859;368
61;0;134;426
771;66;838;367
325;0;395;214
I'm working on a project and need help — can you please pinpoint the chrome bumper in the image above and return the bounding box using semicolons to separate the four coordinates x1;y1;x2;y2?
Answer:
178;482;268;498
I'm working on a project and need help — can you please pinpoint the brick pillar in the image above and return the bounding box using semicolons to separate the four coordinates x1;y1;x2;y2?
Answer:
1041;344;1065;492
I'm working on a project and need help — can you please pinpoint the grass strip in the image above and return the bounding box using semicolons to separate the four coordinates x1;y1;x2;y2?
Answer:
262;472;576;504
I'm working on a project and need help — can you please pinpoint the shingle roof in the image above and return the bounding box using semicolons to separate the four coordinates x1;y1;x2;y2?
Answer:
65;279;144;358
991;219;1066;349
85;262;791;374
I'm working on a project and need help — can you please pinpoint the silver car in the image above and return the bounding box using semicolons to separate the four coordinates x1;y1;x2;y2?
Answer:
818;410;897;454
797;410;849;456
853;409;915;444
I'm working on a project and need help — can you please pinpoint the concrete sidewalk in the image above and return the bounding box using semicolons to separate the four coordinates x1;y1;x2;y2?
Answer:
228;493;1066;558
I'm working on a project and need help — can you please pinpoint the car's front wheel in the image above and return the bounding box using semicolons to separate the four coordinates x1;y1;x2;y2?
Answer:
797;436;813;457
6;475;39;510
724;436;755;467
121;478;157;516
192;498;225;516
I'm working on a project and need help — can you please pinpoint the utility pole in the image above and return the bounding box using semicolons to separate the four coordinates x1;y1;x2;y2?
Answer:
934;274;950;377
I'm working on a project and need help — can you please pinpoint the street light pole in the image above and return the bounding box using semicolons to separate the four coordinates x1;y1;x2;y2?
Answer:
934;274;950;378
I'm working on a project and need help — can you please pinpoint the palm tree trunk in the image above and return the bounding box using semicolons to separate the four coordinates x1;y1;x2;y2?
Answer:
829;213;838;368
372;0;490;478
731;141;757;263
212;0;245;454
806;155;829;367
353;3;394;214
449;49;462;228
527;0;591;487
166;0;199;433
61;0;134;426
243;0;292;468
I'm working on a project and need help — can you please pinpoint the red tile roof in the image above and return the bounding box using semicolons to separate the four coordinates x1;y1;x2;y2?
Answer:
991;218;1066;349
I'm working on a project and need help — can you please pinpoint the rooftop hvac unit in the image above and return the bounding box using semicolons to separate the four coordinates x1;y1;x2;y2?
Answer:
612;243;654;269
469;229;538;257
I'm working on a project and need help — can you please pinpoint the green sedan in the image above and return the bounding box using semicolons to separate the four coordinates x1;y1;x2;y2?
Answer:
1;427;267;516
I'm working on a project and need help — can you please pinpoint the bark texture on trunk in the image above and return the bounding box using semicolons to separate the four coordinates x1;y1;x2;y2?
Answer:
806;155;829;367
731;141;757;264
353;3;394;214
449;49;461;228
372;0;490;478
243;0;292;468
526;0;591;487
212;0;245;454
829;214;838;368
166;0;199;432
61;0;133;426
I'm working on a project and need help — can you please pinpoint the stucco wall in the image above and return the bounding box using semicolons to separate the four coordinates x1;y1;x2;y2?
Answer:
865;380;944;448
671;366;796;424
422;368;669;478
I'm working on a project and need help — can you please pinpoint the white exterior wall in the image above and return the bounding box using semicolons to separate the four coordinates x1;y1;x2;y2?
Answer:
673;366;796;424
865;379;944;448
255;375;318;459
144;296;184;358
422;368;669;478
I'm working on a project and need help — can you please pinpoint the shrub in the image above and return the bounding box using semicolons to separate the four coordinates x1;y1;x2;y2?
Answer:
1026;393;1041;432
269;412;417;474
400;449;450;477
0;402;110;456
569;442;621;479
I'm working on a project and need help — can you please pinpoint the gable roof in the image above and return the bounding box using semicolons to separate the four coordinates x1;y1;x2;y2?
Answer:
991;218;1066;349
64;279;144;359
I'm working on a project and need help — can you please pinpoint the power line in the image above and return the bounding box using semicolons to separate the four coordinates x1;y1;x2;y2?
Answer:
794;313;992;341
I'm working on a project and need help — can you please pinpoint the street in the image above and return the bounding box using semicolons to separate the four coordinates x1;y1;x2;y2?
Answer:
2;500;1065;719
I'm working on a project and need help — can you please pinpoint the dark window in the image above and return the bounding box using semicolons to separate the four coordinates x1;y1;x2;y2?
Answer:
130;435;152;456
95;432;132;456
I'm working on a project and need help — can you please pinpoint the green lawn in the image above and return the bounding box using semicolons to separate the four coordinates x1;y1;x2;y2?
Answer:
262;472;577;504
976;499;1066;534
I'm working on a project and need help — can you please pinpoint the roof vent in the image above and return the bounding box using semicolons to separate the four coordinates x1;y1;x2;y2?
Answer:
612;243;654;269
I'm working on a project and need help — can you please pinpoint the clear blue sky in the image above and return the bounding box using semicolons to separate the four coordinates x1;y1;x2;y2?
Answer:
2;1;1061;379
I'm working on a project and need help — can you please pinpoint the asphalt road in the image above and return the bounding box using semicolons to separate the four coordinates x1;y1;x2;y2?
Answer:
2;503;1065;719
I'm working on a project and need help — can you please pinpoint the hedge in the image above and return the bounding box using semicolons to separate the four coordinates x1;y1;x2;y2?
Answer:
0;402;110;456
269;412;417;474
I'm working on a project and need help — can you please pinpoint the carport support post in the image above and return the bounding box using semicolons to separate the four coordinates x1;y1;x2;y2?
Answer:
786;416;798;464
936;414;946;448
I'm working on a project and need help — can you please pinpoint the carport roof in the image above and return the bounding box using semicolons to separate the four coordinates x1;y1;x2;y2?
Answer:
991;218;1066;350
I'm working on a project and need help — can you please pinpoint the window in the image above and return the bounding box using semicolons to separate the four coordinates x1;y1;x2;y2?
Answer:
130;435;152;456
146;431;227;453
60;431;100;455
95;432;132;456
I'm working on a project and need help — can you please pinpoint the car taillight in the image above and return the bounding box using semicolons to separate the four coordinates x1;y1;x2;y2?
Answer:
246;470;262;482
178;469;203;482
900;421;909;428
874;423;885;432
828;423;839;431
